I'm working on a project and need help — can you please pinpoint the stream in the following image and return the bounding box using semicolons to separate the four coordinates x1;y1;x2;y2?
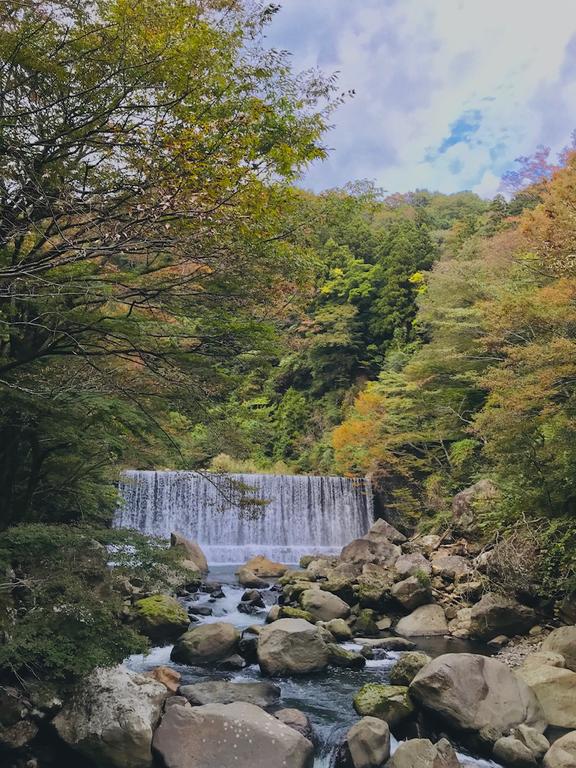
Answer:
126;566;501;768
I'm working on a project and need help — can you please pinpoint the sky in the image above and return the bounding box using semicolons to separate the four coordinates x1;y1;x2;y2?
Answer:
266;0;576;197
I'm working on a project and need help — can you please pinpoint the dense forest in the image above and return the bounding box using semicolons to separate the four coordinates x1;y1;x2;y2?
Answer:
2;0;576;691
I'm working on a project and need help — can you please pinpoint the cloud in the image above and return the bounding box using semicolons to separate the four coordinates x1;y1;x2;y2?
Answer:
266;0;576;197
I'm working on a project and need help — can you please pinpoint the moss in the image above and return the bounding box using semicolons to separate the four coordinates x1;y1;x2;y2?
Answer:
327;643;365;669
279;606;314;622
414;569;432;588
353;608;380;637
353;683;414;725
134;594;189;643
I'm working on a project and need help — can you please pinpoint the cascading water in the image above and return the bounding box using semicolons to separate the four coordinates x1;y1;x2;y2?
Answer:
114;470;374;564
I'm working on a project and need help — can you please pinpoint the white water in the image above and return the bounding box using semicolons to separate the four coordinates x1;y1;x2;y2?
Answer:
115;470;373;564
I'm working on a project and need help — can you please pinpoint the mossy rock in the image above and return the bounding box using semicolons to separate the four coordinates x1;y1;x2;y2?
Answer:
389;652;432;686
299;555;316;569
134;594;189;643
353;608;380;637
353;683;415;726
327;643;366;669
279;606;314;622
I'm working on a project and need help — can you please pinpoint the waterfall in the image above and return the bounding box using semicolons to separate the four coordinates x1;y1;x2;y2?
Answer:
114;470;374;564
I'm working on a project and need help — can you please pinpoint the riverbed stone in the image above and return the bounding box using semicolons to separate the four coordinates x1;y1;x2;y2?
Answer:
341;537;401;567
133;594;189;644
257;618;329;676
517;661;576;728
354;608;380;637
300;588;351;622
147;666;181;693
179;681;280;708
367;518;407;545
152;700;314;768
394;553;432;579
274;708;314;741
395;604;448;637
469;592;535;641
326;617;353;640
344;716;390;768
237;567;270;588
280;606;315;622
542;625;576;671
170;622;239;665
244;555;287;578
512;725;550;762
53;666;167;768
353;684;414;726
170;532;208;574
389;652;432;686
494;736;537;768
410;653;547;743
386;738;460;768
391;575;431;610
357;637;416;651
327;643;366;669
431;555;472;582
543;731;576;768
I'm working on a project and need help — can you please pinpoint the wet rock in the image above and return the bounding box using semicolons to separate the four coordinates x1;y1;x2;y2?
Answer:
494;736;537;767
132;594;190;644
266;605;281;623
274;708;314;742
387;738;460;768
152;701;314;768
327;643;366;669
469;593;535;641
300;589;350;622
146;666;181;693
326;617;353;640
170;622;239;665
170;532;208;574
237;568;270;589
391;576;432;611
188;604;212;617
257;618;329;676
53;666;167;768
389;652;432;686
542;625;576;671
241;589;265;606
342;716;390;768
216;654;246;670
396;604;448;637
179;681;280;708
410;653;546;744
353;684;415;726
353;608;380;637
238;601;262;616
244;555;288;578
280;606;315;622
238;635;259;665
357;637;416;651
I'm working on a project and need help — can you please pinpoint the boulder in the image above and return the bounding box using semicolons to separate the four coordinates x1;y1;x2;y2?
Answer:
396;604;448;637
523;651;566;669
494;736;538;768
0;686;39;751
152;701;314;768
512;724;550;762
405;534;442;555
542;626;576;671
470;593;535;641
241;589;265;606
353;684;414;726
544;732;576;768
394;553;432;579
237;567;270;588
53;666;167;768
341;538;401;567
410;653;546;743
327;644;366;669
179;681;280;708
244;555;287;578
389;652;432;686
387;738;460;768
452;479;498;533
431;555;472;582
366;519;407;545
357;564;395;608
354;608;380;637
280;606;315;622
147;666;181;693
391;576;431;611
274;708;314;741
517;661;576;728
345;716;390;768
170;622;239;665
133;594;189;644
300;588;350;622
170;532;208;574
326;617;353;640
257;618;329;676
357;637;416;651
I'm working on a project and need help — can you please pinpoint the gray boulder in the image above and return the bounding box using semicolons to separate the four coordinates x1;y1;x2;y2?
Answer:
391;576;431;610
341;538;401;567
152;700;314;768
396;604;448;637
389;652;432;686
179;681;280;708
170;622;239;665
345;716;390;768
544;731;576;768
452;479;498;533
517;659;576;728
542;625;576;671
274;708;314;741
469;593;535;641
431;556;472;582
257;618;329;676
394;553;432;579
300;588;351;622
494;736;537;768
410;653;546;743
366;519;407;545
53;666;167;768
170;532;208;574
386;738;460;768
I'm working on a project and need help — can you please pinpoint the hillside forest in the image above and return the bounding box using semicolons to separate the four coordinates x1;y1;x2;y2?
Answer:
1;0;576;685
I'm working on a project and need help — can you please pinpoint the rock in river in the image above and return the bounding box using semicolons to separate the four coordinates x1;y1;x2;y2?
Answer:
410;653;546;744
152;700;314;768
469;592;535;641
170;532;208;574
170;622;239;665
179;681;281;708
300;588;351;622
132;594;190;644
544;731;576;768
257;618;329;676
53;666;167;768
339;716;390;768
387;738;460;768
353;684;414;726
395;604;448;637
